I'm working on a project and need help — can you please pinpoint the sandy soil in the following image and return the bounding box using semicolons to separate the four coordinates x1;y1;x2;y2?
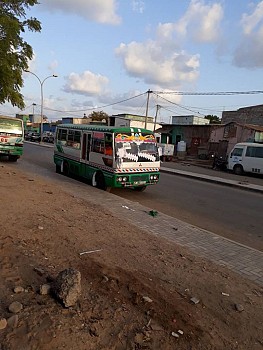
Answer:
0;164;263;350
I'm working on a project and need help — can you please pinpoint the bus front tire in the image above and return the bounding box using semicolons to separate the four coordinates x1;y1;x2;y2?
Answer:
92;171;110;191
8;155;18;162
233;164;243;175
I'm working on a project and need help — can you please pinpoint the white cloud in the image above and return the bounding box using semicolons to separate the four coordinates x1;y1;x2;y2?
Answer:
156;23;175;40
41;0;121;25
116;40;200;89
233;1;263;68
132;1;145;14
241;1;263;35
63;70;109;96
115;1;225;90
233;30;263;68
173;0;223;43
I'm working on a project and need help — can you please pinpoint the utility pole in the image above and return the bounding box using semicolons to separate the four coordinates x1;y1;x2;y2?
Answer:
144;89;152;129
32;103;36;115
154;104;160;132
25;70;58;142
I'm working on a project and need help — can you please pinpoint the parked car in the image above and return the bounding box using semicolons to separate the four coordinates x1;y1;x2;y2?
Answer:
30;132;41;142
24;132;34;141
42;132;54;143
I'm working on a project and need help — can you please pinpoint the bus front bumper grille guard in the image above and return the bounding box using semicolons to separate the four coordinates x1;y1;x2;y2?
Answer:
116;174;159;187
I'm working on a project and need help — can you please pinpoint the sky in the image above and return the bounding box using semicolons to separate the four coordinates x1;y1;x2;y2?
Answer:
2;0;263;123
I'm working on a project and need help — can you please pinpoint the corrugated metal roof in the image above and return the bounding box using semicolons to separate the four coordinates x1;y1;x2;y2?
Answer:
57;124;153;133
218;122;263;132
243;124;263;132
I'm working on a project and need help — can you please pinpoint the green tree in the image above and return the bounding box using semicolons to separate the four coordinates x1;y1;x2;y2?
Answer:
89;111;109;123
0;0;41;109
204;115;221;124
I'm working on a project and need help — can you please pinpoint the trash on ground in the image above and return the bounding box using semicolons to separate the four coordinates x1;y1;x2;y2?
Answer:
171;332;179;338
221;292;229;296
190;297;200;304
142;296;153;303
121;205;135;211
79;249;103;256
235;303;244;312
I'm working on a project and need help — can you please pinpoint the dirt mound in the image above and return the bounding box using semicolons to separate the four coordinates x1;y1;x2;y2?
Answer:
0;165;263;349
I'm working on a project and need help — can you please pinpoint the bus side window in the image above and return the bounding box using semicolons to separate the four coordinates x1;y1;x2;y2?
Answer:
66;130;81;148
58;129;67;145
91;133;104;154
104;133;113;156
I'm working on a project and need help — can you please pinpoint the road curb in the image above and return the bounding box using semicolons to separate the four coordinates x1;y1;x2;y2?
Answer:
24;141;54;148
160;168;263;194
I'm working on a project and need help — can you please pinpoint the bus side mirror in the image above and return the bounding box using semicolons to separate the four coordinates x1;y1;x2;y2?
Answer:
230;152;233;158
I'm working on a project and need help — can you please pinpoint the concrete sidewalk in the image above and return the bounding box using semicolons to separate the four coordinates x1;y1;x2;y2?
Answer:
59;174;263;288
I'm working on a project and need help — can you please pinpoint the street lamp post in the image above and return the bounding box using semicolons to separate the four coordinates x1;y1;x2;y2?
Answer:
25;70;58;142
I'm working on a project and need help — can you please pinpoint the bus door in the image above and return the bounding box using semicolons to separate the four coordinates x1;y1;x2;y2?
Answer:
81;133;92;161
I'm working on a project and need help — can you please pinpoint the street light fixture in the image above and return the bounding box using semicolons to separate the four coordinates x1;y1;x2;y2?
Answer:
25;70;58;142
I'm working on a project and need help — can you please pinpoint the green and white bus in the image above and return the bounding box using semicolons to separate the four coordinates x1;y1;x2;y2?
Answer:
54;124;160;191
0;116;24;161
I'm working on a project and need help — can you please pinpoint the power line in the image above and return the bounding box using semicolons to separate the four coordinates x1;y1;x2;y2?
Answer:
153;90;263;96
152;92;206;117
41;91;147;114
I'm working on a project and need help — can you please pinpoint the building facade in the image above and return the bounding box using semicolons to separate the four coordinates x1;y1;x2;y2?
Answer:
209;122;263;157
109;114;160;131
171;115;209;125
221;104;263;126
156;124;221;157
61;117;91;124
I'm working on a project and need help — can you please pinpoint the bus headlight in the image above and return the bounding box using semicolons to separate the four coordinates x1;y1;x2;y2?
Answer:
117;176;129;182
150;175;154;180
153;175;158;180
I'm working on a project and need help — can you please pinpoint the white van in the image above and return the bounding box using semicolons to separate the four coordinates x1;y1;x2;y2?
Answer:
228;142;263;175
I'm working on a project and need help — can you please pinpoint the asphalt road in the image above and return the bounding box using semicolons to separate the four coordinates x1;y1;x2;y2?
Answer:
10;142;263;251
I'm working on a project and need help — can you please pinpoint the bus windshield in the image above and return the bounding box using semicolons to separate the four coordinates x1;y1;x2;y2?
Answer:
0;118;23;135
115;132;159;163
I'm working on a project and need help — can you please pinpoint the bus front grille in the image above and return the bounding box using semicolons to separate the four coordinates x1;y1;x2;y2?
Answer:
132;174;148;181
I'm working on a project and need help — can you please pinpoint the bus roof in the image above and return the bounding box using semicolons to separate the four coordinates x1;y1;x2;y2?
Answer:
56;124;154;134
0;115;22;122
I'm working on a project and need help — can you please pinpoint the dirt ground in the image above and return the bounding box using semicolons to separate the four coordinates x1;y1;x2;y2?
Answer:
0;164;263;350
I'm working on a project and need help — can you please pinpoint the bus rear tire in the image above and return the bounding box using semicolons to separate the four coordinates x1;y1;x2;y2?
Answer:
233;164;243;175
63;161;69;176
8;155;18;162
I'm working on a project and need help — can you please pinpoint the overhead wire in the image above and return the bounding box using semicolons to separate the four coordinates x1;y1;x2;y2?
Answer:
41;91;147;114
152;92;206;117
17;88;263;120
153;90;263;96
